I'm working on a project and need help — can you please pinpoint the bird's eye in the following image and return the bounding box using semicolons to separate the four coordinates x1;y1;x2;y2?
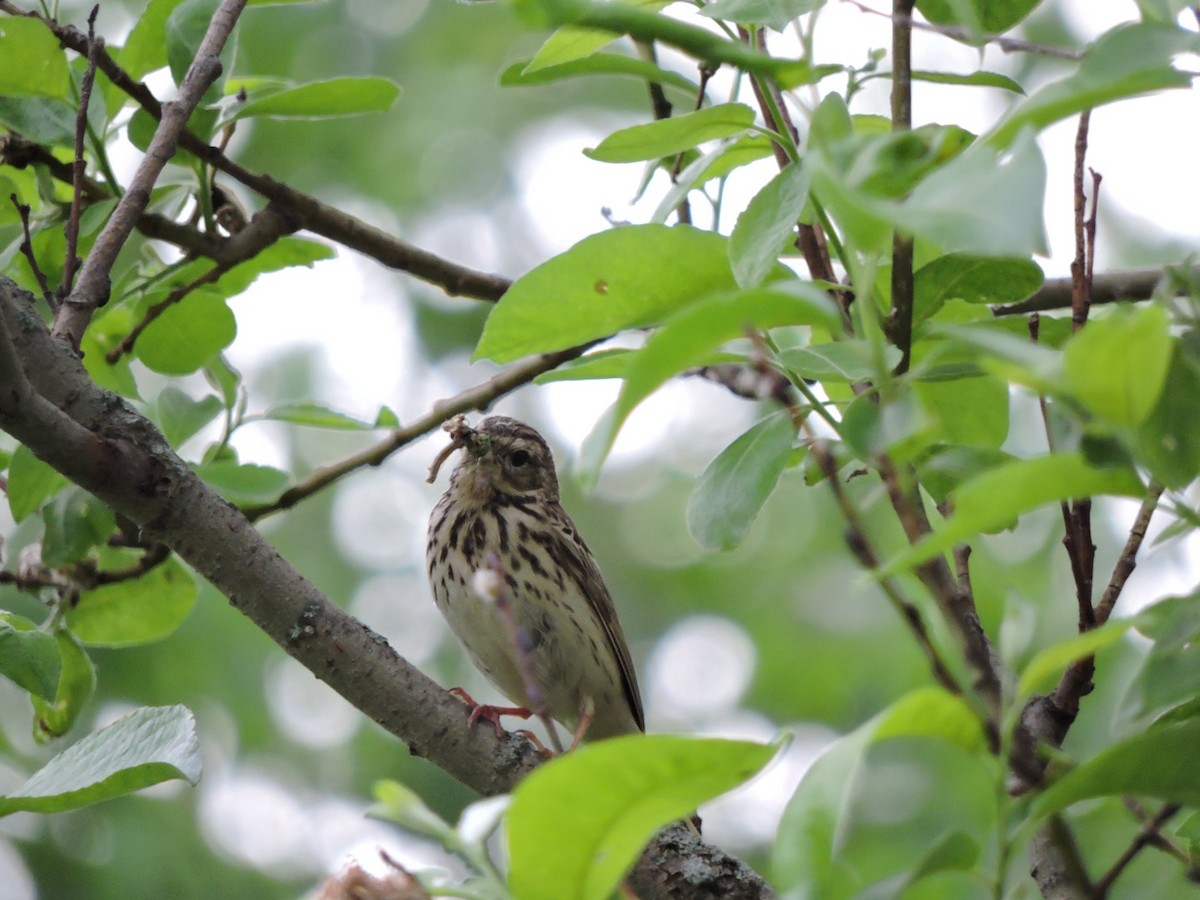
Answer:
510;449;531;468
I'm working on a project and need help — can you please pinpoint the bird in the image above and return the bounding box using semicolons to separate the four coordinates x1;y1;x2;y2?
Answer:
425;414;643;746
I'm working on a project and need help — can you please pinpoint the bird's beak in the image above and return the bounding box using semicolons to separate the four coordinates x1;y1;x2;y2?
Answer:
426;416;489;483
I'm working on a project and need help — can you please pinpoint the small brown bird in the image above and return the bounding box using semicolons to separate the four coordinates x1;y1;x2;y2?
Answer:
426;415;643;744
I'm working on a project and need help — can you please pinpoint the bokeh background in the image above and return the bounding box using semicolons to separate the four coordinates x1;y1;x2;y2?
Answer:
1;1;1199;897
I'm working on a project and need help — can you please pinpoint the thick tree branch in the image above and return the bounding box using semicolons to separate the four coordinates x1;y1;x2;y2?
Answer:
52;0;248;348
0;277;769;900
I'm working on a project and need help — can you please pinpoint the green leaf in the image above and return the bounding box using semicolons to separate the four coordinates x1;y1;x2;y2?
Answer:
165;0;223;87
0;705;202;816
585;103;757;163
31;631;95;742
67;557;197;648
258;402;395;431
155;388;224;448
697;0;823;31
7;444;67;522
117;0;185;81
0;96;77;144
580;283;839;482
1136;338;1200;488
1063;305;1171;428
885;454;1144;573
775;688;990;896
135;292;237;375
687;412;795;551
914;372;1009;449
1016;621;1132;699
41;489;116;568
1121;593;1200;725
910;69;1024;93
781;341;901;382
474;225;742;363
0;614;61;702
902;129;1048;256
729;163;811;288
210;237;335;297
913;254;1043;325
1033;719;1200;819
916;0;1038;33
935;322;1063;393
989;23;1199;148
508;735;777;900
369;780;459;847
915;446;1017;504
223;78;401;123
523;0;672;71
500;54;696;92
193;461;290;504
204;355;243;408
535;349;637;383
0;18;71;98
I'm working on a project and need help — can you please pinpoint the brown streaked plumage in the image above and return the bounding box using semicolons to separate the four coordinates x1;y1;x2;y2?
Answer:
425;415;643;741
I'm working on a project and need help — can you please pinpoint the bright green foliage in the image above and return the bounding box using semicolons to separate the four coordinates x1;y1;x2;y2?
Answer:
501;53;697;90
687;411;795;550
988;23;1199;147
475;225;743;362
223;77;402;124
0;613;61;701
30;631;95;742
66;557;198;647
0;18;70;98
730;163;811;288
775;688;993;897
41;489;116;567
1034;719;1200;817
912;254;1043;325
888;454;1144;571
507;736;777;900
579;282;837;481
585;103;756;162
1063;304;1171;427
6;445;67;522
0;706;201;816
192;461;290;504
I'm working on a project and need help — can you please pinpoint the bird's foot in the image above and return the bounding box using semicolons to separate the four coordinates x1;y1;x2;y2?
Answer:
449;688;532;737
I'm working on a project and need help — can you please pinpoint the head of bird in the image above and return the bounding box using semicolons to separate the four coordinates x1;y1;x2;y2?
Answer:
435;416;560;504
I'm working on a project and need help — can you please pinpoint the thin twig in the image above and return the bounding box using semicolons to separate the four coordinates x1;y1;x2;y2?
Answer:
807;433;962;694
888;0;915;373
52;0;249;349
1094;484;1163;626
738;26;849;324
1070;111;1093;333
10;195;54;309
1091;804;1181;898
876;455;1003;733
1;132;227;261
841;0;1083;59
60;5;101;302
1052;484;1163;718
243;346;588;521
90;543;171;586
105;263;234;363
